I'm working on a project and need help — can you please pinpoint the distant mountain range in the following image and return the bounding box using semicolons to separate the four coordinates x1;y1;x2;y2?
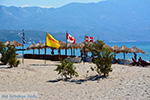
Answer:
0;29;66;43
0;0;150;43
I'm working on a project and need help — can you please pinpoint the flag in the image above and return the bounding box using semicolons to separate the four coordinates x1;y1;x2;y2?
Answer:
85;35;94;42
67;33;75;44
22;30;26;44
46;33;60;49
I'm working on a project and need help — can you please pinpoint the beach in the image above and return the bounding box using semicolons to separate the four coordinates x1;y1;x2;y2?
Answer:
0;59;150;100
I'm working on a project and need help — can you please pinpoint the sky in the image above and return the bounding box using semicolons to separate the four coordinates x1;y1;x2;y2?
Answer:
0;0;104;8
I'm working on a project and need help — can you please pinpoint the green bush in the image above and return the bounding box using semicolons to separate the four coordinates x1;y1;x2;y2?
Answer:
55;59;78;79
0;41;7;64
7;46;20;67
0;41;20;67
86;40;113;77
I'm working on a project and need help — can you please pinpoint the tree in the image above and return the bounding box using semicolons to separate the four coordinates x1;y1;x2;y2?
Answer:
86;40;113;77
0;41;7;64
0;41;20;67
7;46;20;67
55;59;78;79
0;41;6;53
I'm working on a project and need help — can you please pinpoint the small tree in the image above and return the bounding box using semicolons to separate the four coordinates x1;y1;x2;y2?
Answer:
7;46;20;67
0;41;6;53
0;41;20;67
86;40;113;77
0;41;8;64
55;59;78;79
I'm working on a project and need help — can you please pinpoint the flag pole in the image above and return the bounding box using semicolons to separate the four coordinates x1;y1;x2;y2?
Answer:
83;35;86;64
65;31;67;57
45;33;47;64
84;35;86;56
22;29;25;64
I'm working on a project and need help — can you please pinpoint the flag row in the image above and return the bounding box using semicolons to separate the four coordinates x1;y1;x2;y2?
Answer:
46;32;94;49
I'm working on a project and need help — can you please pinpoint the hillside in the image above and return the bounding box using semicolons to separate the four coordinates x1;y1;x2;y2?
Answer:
0;0;150;42
0;29;67;43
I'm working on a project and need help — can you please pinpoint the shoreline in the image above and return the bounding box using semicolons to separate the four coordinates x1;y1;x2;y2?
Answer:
0;59;150;100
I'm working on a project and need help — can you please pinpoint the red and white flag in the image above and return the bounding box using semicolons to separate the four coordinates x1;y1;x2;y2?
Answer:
67;33;75;44
85;35;94;42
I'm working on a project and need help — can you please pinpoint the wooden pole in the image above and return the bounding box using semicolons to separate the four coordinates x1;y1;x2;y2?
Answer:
59;48;61;55
124;53;125;59
74;48;75;56
71;48;72;56
38;49;40;54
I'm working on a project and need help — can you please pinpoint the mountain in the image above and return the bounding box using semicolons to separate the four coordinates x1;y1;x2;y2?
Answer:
0;29;67;43
0;0;150;43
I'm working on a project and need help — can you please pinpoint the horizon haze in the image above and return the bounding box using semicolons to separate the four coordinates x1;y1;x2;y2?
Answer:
0;0;104;8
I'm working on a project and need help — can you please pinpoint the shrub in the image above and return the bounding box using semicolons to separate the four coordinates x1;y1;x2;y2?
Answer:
8;56;20;67
0;41;7;64
86;40;113;77
7;46;20;67
0;41;20;67
55;59;78;79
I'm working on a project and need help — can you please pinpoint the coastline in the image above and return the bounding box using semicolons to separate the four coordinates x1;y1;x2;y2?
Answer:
0;59;150;100
16;41;150;61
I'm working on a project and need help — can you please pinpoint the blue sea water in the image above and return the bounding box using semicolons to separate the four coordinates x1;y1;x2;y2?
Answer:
16;42;150;61
106;42;150;61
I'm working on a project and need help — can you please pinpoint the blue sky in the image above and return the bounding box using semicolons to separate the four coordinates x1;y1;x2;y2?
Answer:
0;0;104;8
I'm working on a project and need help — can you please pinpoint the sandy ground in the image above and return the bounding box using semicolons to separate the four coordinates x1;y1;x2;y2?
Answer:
0;59;150;100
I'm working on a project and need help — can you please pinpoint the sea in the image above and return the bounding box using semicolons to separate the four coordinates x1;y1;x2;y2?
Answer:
16;42;150;61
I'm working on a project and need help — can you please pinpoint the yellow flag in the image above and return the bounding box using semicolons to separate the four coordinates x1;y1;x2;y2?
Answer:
46;33;60;49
